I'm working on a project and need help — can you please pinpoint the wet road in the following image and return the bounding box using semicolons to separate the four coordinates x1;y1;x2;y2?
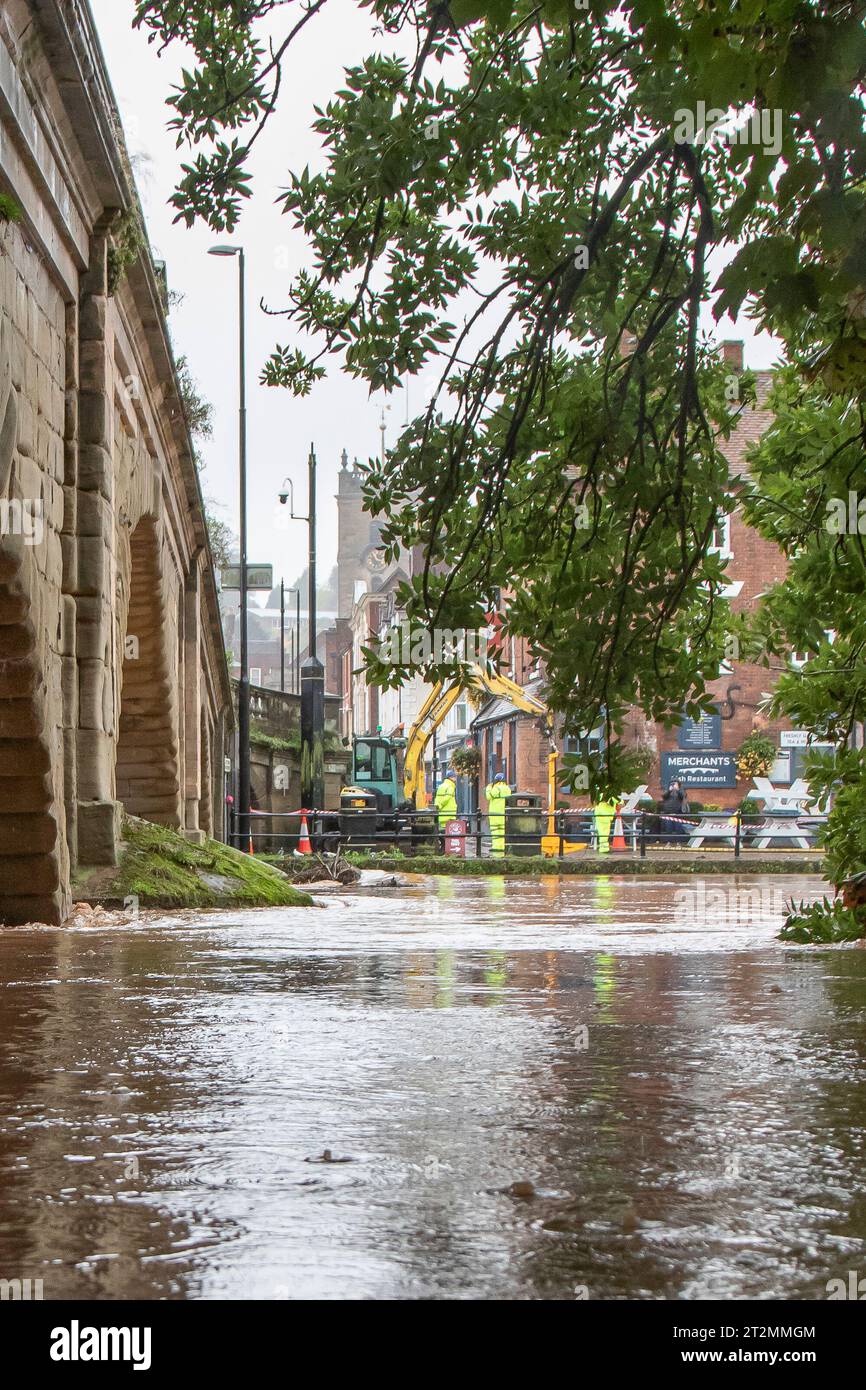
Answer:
2;872;865;1301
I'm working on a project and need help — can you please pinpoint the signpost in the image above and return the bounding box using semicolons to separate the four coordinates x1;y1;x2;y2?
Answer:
444;819;467;857
221;563;274;592
780;730;812;748
661;751;738;788
678;709;722;750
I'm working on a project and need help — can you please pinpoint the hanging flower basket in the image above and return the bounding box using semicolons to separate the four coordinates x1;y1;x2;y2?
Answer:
450;744;482;776
735;732;777;779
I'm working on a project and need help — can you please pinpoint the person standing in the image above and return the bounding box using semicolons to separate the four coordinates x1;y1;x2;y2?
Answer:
592;796;618;855
659;780;690;842
433;772;458;836
485;771;512;857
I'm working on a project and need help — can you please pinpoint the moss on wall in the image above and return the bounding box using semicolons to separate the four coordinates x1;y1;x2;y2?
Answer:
74;816;313;909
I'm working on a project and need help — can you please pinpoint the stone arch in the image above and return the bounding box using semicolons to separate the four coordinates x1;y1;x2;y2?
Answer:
199;708;212;837
114;516;182;826
0;315;68;924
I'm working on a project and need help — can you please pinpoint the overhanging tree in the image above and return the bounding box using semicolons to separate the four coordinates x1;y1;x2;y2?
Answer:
134;0;866;881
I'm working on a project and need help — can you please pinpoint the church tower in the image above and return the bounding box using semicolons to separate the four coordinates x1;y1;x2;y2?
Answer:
336;450;369;618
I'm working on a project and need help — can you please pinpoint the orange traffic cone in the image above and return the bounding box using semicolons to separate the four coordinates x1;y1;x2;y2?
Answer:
611;804;627;851
298;812;312;855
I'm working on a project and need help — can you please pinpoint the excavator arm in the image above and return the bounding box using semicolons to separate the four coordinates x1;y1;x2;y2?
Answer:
476;669;550;724
403;666;558;819
402;682;465;808
476;671;558;827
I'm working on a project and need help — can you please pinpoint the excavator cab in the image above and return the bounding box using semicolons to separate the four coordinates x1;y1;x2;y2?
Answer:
350;734;405;811
340;733;429;848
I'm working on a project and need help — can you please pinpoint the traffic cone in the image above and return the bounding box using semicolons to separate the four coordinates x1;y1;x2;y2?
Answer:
298;812;312;855
611;804;627;851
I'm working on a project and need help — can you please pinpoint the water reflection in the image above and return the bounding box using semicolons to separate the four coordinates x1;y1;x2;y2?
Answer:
1;873;864;1300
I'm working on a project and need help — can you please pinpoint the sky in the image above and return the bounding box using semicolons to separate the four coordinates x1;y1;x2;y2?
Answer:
90;1;780;599
90;0;389;596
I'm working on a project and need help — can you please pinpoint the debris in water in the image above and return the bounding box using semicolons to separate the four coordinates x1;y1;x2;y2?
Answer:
621;1205;639;1233
505;1180;536;1199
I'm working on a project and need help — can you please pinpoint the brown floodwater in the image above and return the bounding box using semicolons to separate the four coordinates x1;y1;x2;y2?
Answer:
1;872;865;1301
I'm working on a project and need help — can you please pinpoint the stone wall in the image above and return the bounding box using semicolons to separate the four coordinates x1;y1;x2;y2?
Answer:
0;0;232;923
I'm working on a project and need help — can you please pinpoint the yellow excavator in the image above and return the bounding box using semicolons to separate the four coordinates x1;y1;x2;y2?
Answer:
339;667;582;854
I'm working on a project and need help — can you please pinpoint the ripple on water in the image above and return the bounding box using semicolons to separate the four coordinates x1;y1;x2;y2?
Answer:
1;873;864;1299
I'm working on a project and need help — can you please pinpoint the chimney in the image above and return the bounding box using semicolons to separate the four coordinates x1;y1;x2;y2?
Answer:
721;340;744;372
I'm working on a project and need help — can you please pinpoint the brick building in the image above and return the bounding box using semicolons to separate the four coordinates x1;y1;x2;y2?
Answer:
471;343;820;813
330;341;811;815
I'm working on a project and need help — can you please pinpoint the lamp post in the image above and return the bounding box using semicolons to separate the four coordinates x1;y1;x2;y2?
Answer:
279;582;300;694
279;447;324;812
303;444;324;814
280;580;285;693
208;244;249;850
294;586;300;693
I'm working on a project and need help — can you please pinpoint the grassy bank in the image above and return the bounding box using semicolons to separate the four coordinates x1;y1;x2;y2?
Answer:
74;816;313;910
345;851;827;877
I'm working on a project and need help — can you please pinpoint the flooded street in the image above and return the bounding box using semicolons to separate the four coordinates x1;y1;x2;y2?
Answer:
2;873;865;1301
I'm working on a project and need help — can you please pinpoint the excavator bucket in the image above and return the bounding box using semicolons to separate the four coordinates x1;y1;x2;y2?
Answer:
541;834;588;857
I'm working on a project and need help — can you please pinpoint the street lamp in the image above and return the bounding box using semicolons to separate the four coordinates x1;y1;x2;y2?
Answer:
280;580;301;694
278;446;324;812
208;244;250;850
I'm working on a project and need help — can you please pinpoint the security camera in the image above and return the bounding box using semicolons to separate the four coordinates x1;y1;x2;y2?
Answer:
279;492;288;505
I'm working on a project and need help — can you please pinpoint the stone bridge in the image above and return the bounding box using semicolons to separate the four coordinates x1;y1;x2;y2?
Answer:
0;0;232;924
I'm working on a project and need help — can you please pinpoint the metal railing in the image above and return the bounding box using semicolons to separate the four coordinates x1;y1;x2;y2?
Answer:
227;806;827;859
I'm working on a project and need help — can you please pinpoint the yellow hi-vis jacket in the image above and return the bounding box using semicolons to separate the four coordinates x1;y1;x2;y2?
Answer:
486;781;512;848
433;777;458;828
593;798;618;854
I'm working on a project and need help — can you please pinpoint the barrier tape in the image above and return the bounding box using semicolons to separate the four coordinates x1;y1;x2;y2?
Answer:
636;811;723;827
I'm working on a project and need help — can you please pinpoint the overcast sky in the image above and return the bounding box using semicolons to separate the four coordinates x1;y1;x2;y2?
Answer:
90;1;780;599
90;0;391;596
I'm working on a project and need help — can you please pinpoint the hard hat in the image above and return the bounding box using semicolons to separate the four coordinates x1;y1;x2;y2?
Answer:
494;772;506;782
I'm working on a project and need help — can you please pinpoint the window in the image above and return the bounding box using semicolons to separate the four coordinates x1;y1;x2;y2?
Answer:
791;743;835;783
487;723;506;783
353;741;393;782
455;702;468;732
709;510;733;559
565;726;605;759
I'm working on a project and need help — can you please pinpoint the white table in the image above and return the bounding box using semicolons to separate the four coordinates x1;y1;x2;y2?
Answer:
688;815;739;849
751;816;818;851
619;785;648;851
750;777;818;813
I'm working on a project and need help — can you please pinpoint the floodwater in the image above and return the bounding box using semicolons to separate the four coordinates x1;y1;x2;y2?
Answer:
2;872;865;1301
